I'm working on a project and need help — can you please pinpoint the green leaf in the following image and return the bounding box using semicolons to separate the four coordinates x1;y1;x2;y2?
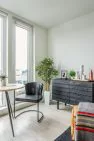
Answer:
36;58;59;85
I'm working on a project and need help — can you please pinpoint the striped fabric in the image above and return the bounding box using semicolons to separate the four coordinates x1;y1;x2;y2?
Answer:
71;105;78;140
75;102;94;141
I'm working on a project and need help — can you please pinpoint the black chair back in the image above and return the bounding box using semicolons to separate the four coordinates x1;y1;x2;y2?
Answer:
25;82;43;96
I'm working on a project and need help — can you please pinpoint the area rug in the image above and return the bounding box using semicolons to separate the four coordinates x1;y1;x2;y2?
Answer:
55;127;72;141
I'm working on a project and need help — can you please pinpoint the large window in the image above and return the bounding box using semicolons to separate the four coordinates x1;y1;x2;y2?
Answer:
14;20;33;84
15;25;28;84
0;16;33;108
0;17;2;106
0;17;2;73
0;13;7;107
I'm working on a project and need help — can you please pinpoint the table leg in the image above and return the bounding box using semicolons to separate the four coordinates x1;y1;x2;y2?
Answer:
14;90;15;118
8;96;13;119
5;91;15;137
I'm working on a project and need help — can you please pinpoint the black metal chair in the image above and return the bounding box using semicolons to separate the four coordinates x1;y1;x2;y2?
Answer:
14;82;44;122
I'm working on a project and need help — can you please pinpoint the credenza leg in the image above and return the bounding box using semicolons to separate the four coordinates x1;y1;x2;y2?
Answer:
57;101;59;109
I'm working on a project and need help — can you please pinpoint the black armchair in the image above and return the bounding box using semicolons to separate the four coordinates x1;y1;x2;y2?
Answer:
14;82;44;122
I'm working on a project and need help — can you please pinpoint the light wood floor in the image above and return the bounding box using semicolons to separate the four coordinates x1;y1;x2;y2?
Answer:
0;103;71;141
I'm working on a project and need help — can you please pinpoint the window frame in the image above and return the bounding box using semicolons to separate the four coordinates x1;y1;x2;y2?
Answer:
13;18;33;84
0;12;7;107
0;12;7;75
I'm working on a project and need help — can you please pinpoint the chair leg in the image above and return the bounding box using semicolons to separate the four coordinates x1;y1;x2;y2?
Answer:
14;101;44;122
37;102;39;122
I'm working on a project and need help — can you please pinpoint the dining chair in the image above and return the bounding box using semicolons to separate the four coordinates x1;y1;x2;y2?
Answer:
14;82;44;122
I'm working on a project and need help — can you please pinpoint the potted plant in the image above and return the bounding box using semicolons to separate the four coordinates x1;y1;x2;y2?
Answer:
69;70;76;79
36;58;58;105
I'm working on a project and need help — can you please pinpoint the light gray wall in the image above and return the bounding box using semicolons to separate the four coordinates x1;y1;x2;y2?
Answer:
34;25;48;81
48;12;94;77
33;26;48;81
35;26;48;65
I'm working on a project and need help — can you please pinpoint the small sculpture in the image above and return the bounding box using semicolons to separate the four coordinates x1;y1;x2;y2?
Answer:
89;70;93;81
81;65;84;80
76;71;80;79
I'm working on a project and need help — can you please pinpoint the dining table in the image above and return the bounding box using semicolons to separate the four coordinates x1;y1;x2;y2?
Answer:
0;83;24;137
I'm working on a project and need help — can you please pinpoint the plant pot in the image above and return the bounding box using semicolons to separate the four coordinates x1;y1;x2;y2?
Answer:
44;91;51;105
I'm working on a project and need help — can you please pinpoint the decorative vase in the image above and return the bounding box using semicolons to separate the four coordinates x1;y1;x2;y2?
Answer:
89;70;93;81
44;91;51;105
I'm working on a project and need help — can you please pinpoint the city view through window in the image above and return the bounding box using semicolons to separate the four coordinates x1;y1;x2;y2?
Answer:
16;25;28;84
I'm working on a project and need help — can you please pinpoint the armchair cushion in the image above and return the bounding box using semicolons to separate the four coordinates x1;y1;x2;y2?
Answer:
15;94;42;103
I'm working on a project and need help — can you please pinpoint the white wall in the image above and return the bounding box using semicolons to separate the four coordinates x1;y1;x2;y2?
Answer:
35;26;48;65
48;12;94;77
34;26;48;81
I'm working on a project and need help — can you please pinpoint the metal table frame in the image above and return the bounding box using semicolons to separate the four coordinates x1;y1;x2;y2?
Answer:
0;84;24;137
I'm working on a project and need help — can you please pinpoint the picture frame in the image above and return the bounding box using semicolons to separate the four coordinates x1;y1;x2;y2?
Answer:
61;69;67;79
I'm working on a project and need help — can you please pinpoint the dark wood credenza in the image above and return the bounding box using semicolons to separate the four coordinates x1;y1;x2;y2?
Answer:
52;78;94;109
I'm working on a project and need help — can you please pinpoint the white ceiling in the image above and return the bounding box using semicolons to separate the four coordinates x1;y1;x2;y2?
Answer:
0;0;94;28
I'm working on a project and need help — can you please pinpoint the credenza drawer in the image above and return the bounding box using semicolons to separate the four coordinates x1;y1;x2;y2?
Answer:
52;87;70;93
70;80;93;88
69;90;92;96
69;85;92;91
52;79;94;105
